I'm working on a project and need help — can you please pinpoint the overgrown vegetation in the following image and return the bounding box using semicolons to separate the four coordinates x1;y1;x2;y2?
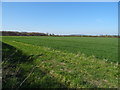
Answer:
2;42;67;89
2;36;118;88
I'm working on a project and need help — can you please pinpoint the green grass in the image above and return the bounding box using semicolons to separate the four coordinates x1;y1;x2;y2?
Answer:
2;36;118;62
2;36;119;88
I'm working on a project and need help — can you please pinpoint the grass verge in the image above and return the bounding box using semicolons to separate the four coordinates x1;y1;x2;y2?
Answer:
2;40;118;88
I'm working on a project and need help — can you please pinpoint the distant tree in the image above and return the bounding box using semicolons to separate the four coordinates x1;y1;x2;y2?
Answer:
1;31;48;36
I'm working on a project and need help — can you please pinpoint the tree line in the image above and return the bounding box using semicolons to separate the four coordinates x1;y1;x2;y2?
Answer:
0;31;119;38
1;31;48;36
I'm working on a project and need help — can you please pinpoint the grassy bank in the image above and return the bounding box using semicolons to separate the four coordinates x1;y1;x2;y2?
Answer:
2;38;118;88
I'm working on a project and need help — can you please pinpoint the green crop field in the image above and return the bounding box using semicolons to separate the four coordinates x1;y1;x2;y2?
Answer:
2;36;119;88
3;36;118;62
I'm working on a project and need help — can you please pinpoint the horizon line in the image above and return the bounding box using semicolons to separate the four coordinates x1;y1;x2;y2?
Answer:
1;30;118;35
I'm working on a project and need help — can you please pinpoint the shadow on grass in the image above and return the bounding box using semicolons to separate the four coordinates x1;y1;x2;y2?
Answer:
2;42;67;89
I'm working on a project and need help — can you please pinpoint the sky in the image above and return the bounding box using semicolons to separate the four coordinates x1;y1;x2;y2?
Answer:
2;2;118;35
2;0;119;2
